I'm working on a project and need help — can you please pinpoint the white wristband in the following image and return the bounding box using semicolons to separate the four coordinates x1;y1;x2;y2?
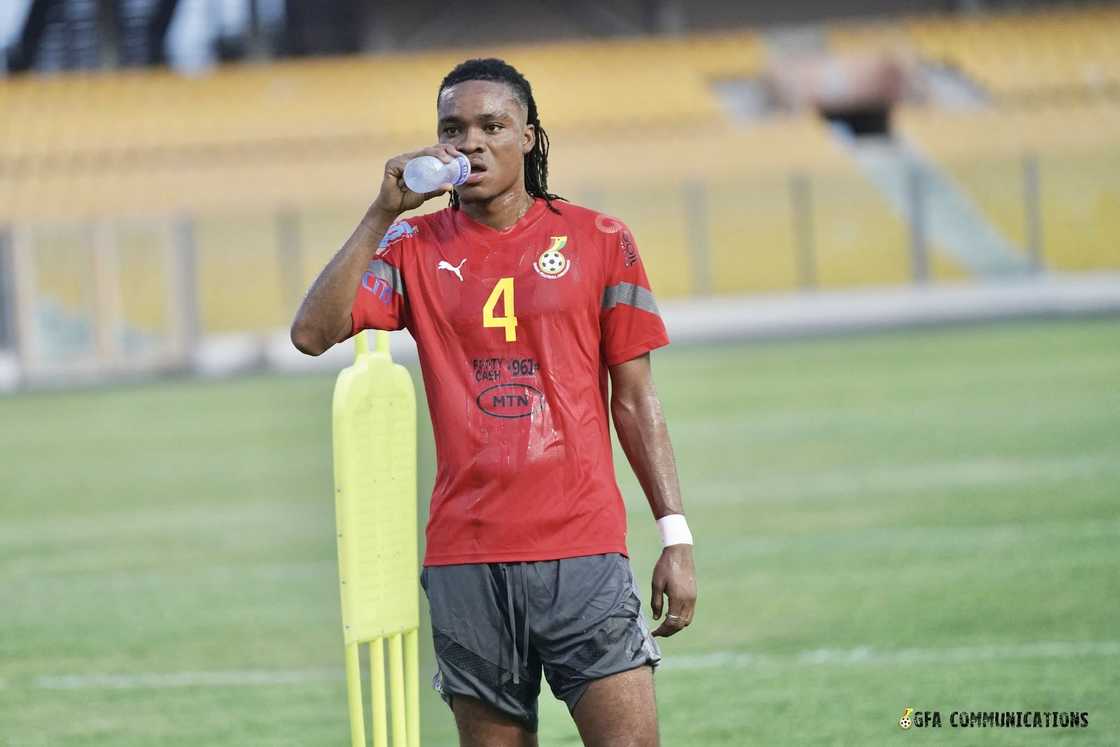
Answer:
657;514;693;547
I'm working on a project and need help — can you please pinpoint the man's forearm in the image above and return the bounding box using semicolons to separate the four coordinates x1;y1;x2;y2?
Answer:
613;379;697;634
611;387;685;519
290;204;398;356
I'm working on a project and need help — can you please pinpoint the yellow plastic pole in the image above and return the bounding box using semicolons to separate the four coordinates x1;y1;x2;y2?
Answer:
374;329;390;355
371;637;388;747
354;329;370;359
405;628;420;747
388;633;407;747
344;642;365;747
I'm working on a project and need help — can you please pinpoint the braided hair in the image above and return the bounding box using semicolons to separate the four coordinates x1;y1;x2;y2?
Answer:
438;58;564;212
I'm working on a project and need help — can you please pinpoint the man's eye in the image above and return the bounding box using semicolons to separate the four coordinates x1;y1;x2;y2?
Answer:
485;124;502;133
443;127;459;136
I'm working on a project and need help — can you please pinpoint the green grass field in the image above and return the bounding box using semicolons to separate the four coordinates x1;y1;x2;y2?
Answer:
2;318;1118;745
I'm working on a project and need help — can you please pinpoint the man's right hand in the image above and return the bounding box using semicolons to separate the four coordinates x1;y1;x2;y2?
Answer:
291;143;462;357
371;144;463;217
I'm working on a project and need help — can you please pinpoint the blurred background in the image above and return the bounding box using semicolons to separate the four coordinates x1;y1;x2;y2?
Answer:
1;1;1117;745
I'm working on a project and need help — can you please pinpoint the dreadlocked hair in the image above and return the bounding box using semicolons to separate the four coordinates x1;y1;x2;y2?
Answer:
438;58;565;213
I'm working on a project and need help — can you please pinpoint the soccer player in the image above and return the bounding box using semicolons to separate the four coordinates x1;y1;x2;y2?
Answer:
291;58;696;747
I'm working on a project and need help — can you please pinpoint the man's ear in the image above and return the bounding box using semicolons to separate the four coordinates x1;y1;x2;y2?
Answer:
523;123;536;155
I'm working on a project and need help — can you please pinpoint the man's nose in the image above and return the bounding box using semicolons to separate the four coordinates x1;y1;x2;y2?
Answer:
460;126;485;152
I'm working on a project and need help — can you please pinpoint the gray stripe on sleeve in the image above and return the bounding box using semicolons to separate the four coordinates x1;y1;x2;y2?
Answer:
367;259;404;297
601;282;661;315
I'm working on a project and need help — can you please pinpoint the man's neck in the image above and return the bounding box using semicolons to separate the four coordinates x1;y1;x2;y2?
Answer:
460;188;535;231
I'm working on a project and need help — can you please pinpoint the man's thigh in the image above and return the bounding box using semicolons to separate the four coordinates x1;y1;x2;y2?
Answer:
452;694;539;747
571;666;658;747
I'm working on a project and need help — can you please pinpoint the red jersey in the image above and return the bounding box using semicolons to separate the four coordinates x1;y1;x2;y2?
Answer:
350;198;669;566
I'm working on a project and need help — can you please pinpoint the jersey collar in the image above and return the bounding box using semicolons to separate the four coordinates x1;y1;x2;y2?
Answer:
453;197;549;243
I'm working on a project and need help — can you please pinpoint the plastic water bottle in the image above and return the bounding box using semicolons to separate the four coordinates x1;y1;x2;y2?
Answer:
403;154;470;193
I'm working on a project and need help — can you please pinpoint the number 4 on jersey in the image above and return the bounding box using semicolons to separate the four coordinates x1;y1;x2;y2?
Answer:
483;277;518;342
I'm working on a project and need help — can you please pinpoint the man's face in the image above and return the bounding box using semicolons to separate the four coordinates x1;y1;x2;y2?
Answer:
437;80;535;203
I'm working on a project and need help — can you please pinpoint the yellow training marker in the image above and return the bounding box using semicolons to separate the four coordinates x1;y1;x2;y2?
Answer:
332;330;420;747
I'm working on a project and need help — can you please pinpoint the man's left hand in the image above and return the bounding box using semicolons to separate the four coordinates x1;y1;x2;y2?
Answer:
650;544;697;637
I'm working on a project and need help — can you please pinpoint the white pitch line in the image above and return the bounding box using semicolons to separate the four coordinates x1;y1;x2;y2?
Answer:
34;669;342;690
688;452;1120;506
20;641;1119;691
662;640;1120;671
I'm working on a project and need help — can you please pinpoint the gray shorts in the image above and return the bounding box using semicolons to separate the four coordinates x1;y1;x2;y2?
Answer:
420;552;661;732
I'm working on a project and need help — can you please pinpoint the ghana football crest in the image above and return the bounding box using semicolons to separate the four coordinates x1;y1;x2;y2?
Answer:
533;236;571;279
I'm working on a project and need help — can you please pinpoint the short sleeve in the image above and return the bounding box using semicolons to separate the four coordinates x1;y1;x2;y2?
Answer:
349;220;416;335
598;219;670;366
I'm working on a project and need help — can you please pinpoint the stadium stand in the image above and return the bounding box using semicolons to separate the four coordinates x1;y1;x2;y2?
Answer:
904;6;1120;101
830;6;1120;274
829;4;1120;101
896;103;1120;272
2;7;1118;338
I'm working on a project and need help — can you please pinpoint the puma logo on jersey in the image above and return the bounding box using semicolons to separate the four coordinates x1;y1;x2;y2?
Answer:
438;258;466;282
